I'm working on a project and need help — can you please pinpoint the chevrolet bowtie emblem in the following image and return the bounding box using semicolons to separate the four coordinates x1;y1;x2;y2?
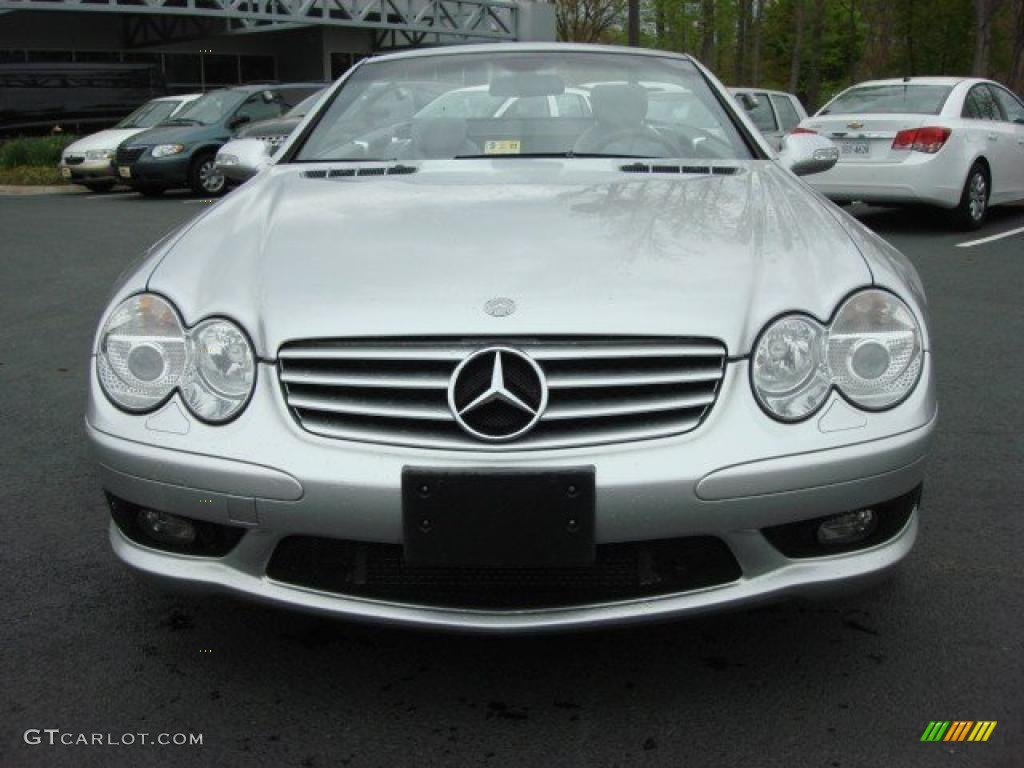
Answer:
847;121;864;130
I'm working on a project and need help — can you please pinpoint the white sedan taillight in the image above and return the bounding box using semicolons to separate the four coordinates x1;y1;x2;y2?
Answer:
891;126;951;153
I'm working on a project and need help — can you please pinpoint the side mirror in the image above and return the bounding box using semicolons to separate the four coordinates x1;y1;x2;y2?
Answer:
215;138;271;183
228;114;251;131
738;92;759;111
778;131;839;176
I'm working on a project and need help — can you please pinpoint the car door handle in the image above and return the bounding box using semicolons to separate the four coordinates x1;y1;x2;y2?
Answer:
986;133;997;141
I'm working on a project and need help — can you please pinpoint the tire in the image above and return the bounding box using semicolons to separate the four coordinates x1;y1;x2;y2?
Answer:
137;185;165;198
954;163;989;231
83;181;115;193
188;153;227;197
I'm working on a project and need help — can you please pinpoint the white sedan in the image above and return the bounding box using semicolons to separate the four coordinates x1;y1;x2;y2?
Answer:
800;77;1024;228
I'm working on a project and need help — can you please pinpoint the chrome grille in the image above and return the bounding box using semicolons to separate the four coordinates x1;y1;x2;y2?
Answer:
115;146;145;165
278;337;727;451
254;134;287;149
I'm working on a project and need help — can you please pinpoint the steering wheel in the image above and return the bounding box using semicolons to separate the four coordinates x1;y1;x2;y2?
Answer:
574;125;682;156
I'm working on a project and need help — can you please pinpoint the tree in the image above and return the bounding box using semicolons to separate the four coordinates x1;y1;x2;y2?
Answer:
701;0;716;63
568;0;1023;99
789;0;806;92
556;0;627;42
736;0;750;83
1007;0;1024;90
805;0;826;110
628;0;640;45
973;0;1006;75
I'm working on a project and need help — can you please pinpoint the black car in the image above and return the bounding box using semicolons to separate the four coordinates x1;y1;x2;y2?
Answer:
113;83;324;196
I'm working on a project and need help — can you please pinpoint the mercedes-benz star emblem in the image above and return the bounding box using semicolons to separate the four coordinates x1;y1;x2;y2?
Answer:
448;347;547;441
484;297;516;317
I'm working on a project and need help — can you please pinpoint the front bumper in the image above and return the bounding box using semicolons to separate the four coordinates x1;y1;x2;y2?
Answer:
120;153;191;188
59;159;116;184
87;357;937;631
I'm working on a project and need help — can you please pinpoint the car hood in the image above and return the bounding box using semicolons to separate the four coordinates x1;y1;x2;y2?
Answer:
65;128;146;154
148;160;873;357
124;124;221;147
237;117;301;138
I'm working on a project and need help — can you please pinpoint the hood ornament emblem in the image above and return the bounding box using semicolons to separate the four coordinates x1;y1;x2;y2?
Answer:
483;297;516;317
448;348;547;441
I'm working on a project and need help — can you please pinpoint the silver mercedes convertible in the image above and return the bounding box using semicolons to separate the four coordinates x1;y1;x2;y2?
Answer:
87;44;936;632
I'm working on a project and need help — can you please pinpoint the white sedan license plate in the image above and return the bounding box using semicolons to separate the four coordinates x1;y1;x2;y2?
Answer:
118;166;131;179
60;166;72;179
839;140;870;156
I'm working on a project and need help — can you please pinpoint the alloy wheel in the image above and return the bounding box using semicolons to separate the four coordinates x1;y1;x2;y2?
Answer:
968;172;987;223
199;159;225;194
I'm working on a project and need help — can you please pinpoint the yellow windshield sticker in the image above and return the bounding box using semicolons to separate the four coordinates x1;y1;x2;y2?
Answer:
484;140;521;155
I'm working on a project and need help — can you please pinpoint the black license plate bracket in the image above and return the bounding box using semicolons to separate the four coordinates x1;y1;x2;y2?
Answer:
402;467;596;568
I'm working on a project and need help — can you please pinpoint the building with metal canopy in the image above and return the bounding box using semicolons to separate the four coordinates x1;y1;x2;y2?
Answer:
0;0;556;89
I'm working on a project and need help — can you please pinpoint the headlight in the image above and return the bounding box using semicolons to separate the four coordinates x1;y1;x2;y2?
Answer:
752;289;923;421
85;149;113;161
217;153;239;166
181;319;256;422
827;290;923;410
151;144;186;158
752;315;831;421
97;295;255;422
97;295;188;412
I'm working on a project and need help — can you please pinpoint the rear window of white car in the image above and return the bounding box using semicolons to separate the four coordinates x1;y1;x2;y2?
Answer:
821;84;952;115
770;95;802;130
740;92;778;132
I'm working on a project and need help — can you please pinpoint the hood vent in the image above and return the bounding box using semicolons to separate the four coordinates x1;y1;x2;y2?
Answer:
302;165;417;180
620;163;741;176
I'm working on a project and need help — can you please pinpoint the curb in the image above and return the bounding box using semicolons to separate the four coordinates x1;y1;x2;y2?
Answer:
0;184;86;196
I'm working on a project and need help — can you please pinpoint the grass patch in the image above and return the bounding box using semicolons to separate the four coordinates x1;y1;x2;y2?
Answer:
0;135;78;169
0;165;66;186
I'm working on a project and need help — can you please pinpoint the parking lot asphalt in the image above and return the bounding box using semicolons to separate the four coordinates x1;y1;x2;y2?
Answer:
1;190;1022;768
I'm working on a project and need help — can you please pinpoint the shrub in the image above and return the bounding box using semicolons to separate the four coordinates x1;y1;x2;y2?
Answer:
0;135;79;169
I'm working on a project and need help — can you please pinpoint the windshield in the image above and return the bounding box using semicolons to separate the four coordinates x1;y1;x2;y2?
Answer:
294;52;751;162
821;84;952;115
115;99;183;129
285;90;325;118
169;89;248;125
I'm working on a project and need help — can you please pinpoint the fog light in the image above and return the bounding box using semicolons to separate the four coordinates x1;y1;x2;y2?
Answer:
817;509;877;545
137;509;196;545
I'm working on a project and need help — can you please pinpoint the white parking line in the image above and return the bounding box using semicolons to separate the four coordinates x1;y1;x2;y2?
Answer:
182;199;215;205
956;226;1024;248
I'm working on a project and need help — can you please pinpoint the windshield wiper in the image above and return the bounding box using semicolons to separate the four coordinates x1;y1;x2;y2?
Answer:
454;152;660;160
292;158;400;164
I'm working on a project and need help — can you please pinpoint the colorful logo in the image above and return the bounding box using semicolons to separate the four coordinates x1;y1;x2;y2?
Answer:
920;721;997;742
